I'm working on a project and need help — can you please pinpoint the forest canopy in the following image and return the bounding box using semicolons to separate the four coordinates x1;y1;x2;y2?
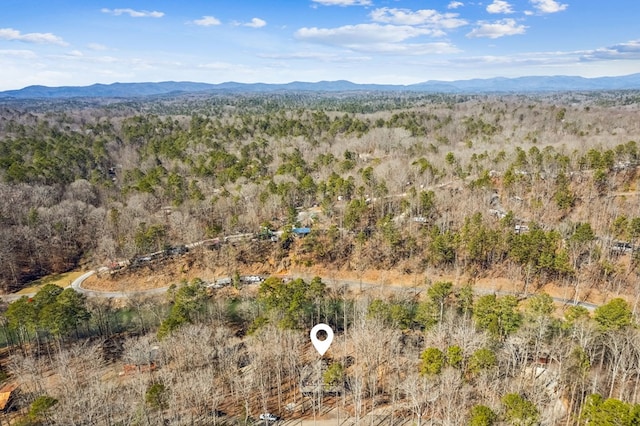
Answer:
1;91;640;296
2;90;640;424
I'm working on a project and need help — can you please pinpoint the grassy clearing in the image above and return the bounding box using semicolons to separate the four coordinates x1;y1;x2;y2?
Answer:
17;271;85;295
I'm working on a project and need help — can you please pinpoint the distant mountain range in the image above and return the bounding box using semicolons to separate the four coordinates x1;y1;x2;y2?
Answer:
2;73;640;99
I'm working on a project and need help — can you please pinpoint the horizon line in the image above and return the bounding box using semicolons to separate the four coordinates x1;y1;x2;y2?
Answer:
2;71;640;92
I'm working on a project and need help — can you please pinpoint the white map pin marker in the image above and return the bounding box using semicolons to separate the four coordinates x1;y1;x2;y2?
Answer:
310;323;334;356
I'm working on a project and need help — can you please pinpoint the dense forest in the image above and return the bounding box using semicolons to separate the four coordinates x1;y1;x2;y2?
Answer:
2;90;640;424
2;275;640;425
2;91;640;294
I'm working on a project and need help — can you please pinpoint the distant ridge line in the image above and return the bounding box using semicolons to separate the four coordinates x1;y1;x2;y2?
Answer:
2;73;640;99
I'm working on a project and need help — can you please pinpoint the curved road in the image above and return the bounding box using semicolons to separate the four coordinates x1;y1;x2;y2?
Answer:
2;240;599;311
70;270;173;299
1;265;599;311
1;267;599;311
62;269;599;311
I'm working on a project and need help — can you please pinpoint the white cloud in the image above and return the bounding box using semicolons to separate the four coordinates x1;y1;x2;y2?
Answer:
449;52;571;67
198;62;234;70
193;16;221;26
467;19;526;38
101;8;164;18
0;49;37;59
370;8;467;29
581;40;640;61
244;18;267;28
529;0;568;14
87;43;108;51
50;52;120;64
296;24;460;54
487;1;514;14
311;0;371;6
446;40;640;69
448;1;464;9
361;42;460;55
0;28;68;46
297;24;436;45
260;52;371;62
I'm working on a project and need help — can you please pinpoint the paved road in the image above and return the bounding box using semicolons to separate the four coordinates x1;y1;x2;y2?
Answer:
1;270;172;302
0;233;599;312
1;267;600;312
70;270;174;299
291;275;599;311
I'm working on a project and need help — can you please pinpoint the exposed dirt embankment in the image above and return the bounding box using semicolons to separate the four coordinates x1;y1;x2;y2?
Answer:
81;253;631;308
82;250;272;292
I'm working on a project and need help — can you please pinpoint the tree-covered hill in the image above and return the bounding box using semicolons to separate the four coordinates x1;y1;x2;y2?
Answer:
2;73;640;99
0;91;639;297
2;91;640;424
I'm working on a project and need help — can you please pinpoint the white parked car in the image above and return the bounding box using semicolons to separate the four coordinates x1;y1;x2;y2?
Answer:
259;413;279;422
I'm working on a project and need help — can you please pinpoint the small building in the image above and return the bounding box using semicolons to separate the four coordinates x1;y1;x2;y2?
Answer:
612;241;634;254
300;361;343;397
121;345;161;376
292;227;311;237
412;216;428;224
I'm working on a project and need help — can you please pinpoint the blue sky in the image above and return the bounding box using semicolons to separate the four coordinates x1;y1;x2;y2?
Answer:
1;0;639;90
